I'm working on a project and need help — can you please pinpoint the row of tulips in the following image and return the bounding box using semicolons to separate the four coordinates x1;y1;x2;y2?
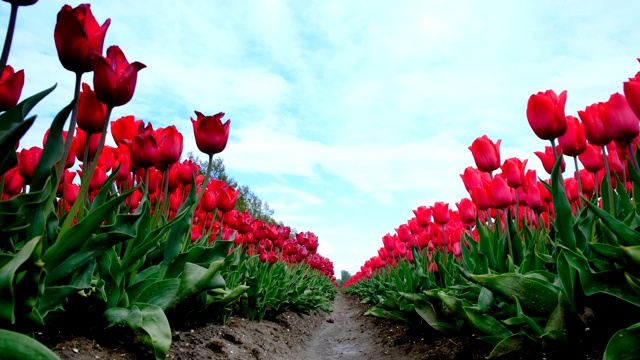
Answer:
0;2;336;359
344;59;640;358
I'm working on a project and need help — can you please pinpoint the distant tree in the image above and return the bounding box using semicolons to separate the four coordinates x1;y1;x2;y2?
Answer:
341;270;352;283
186;152;281;225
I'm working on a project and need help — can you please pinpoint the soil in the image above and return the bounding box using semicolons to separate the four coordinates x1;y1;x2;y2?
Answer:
37;291;603;360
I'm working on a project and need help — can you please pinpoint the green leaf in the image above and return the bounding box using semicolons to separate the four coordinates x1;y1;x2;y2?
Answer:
466;272;560;313
0;237;41;324
0;84;56;131
487;332;529;359
30;100;74;192
104;303;171;360
0;116;36;174
583;195;640;247
603;322;640;360
541;291;569;343
0;329;60;360
551;155;576;250
168;261;226;309
621;246;640;267
135;279;180;311
162;178;197;268
464;306;512;338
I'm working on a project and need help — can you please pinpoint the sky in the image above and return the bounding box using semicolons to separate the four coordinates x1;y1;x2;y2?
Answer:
2;1;640;274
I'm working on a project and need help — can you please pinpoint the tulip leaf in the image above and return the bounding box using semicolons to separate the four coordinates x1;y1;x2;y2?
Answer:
0;237;41;324
165;241;234;279
134;279;180;311
104;303;171;360
603;322;640;360
0;116;36;174
583;196;640;247
466;272;559;314
413;298;457;333
30;100;73;192
0;84;56;131
0;177;52;235
590;243;625;262
464;306;512;339
160;178;197;273
0;329;60;360
487;332;529;359
551;155;577;250
621;246;640;267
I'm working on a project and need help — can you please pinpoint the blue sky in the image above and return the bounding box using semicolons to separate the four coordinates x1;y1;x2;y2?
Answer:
3;1;640;274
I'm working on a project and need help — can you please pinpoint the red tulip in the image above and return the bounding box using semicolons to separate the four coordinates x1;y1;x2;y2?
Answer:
470;185;491;211
534;145;565;174
578;143;604;173
396;224;413;243
603;93;640;143
488;176;513;209
382;233;396;251
526;89;567;140
455;198;476;225
216;185;238;212
431;202;450;225
558;115;587;157
77;83;107;134
525;183;544;212
75;129;101;162
111;115;144;146
578;103;612;146
54;4;110;73
460;166;489;192
17;146;42;185
157;126;183;168
130;125;160;169
176;160;200;185
63;182;80;205
87;165;107;193
0;65;24;111
191;111;230;156
623;71;640;121
267;251;279;264
92;46;146;107
500;157;527;188
469;135;501;173
578;169;595;198
201;189;218;212
3;167;23;196
412;206;431;227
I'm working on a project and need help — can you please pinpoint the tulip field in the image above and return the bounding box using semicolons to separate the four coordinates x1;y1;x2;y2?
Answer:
2;1;640;360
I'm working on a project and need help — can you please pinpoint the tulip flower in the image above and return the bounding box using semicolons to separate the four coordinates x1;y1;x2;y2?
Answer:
17;146;42;185
534;145;565;174
54;4;110;73
525;183;544;212
3;166;22;197
176;160;200;185
468;135;501;174
578;103;612;146
111;115;144;146
431;202;450;225
578;143;604;173
455;198;476;225
526;89;567;141
92;46;146;107
460;166;489;192
412;205;432;227
558;115;587;157
0;65;23;111
74;128;101;162
216;184;238;212
624;71;640;120
488;176;513;209
396;224;413;243
200;189;218;213
500;157;527;189
157;125;183;169
191;111;231;157
603;93;640;143
470;185;491;211
130;125;160;169
77;83;108;134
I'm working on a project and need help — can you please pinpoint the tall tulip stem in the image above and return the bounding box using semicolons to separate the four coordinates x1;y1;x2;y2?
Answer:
57;72;83;189
628;142;640;174
573;156;583;209
601;146;615;216
502;208;514;262
441;224;448;268
0;4;18;71
197;154;214;204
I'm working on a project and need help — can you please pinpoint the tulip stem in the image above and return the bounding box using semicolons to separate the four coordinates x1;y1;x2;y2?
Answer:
197;154;214;204
441;224;448;269
0;4;18;71
601;146;615;216
59;107;113;235
502;208;514;264
57;72;83;190
628;142;640;174
573;156;583;209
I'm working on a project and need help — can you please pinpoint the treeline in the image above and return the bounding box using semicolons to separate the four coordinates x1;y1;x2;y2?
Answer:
187;152;281;225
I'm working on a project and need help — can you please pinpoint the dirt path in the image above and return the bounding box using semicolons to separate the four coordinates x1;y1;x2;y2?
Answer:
297;291;384;360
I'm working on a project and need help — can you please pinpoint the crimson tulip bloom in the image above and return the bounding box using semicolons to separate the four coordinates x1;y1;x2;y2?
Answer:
412;206;432;227
469;135;501;173
130;128;160;169
578;143;604;173
431;202;450;225
470;185;491;211
92;46;146;107
558;115;587;157
460;166;489;192
488;176;513;209
54;4;110;73
500;157;527;188
87;165;108;192
111;115;144;146
623;71;640;120
578;103;612;146
603;93;640;143
176;160;200;185
157;125;184;169
216;185;238;212
534;145;565;174
3;167;23;196
77;83;107;134
191;111;231;156
17;146;42;185
526;89;567;140
525;183;544;212
396;224;413;243
455;198;476;225
75;129;101;162
0;65;23;111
